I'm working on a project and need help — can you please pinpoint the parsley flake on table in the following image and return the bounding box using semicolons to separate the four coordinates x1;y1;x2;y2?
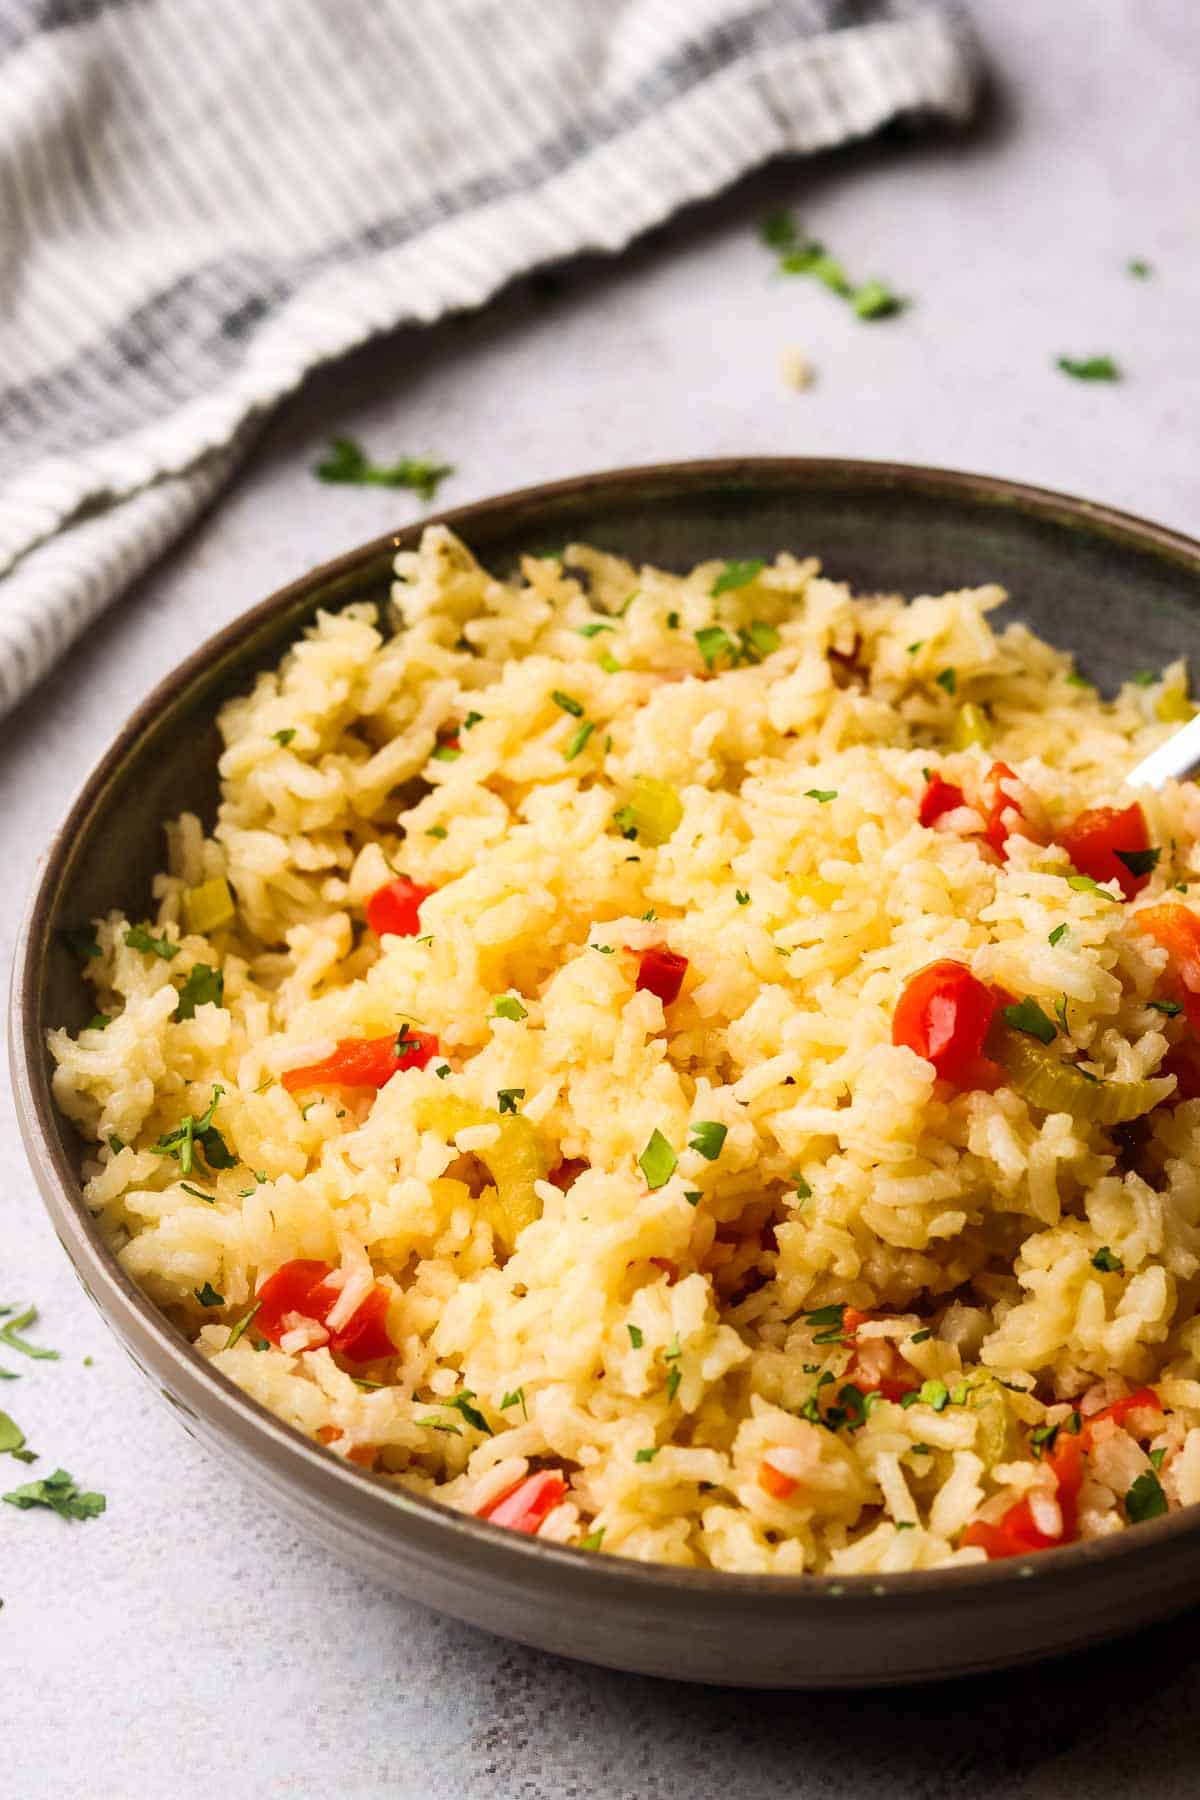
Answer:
492;995;528;1021
710;559;764;598
688;1121;727;1161
0;1306;60;1365
124;924;179;961
1056;354;1120;381
852;279;903;319
3;1467;105;1522
638;1129;677;1190
175;963;224;1021
0;1411;36;1463
1128;259;1152;279
314;438;454;502
1003;997;1058;1044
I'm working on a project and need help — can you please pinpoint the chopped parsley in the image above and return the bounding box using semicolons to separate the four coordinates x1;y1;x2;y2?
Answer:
0;1307;59;1364
1130;670;1157;686
3;1467;105;1522
426;825;448;839
61;924;101;963
598;653;621;675
151;1085;235;1176
1128;259;1152;279
805;788;837;803
613;803;638;840
180;1183;213;1204
87;1014;111;1032
1125;1468;1168;1523
492;995;528;1021
935;668;957;696
552;689;584;717
226;1302;262;1349
1150;1447;1167;1471
1114;846;1161;878
684;1190;702;1208
1067;873;1114;897
0;1411;34;1463
106;1133;125;1155
463;711;484;730
666;611;680;630
907;642;924;655
124;924;179;961
1149;998;1183;1016
1091;1247;1124;1272
695;625;735;670
193;1282;224;1307
793;1176;812;1201
638;1129;677;1190
688;1121;727;1161
1003;997;1057;1044
627;1324;644;1349
496;1088;525;1115
915;1379;949;1412
314;438;454;501
910;1328;932;1344
395;1024;422;1059
666;1366;682;1403
564;719;596;760
445;1391;492;1435
271;728;296;746
415;1416;461;1435
852;279;903;319
735;890;750;906
1057;355;1120;382
580;1527;606;1551
1048;923;1070;947
175;963;224;1021
577;621;615;638
747;620;781;656
591;943;614;954
500;1388;528;1418
710;559;764;598
634;1447;660;1464
804;1302;849;1346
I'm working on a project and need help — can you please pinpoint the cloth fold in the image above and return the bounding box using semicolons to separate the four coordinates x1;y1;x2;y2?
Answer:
0;0;976;715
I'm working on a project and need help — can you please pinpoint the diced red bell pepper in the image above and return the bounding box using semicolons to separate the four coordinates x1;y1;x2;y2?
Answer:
981;762;1039;859
282;1029;439;1093
478;1470;568;1535
892;959;1000;1088
366;877;436;939
633;945;688;1006
1136;905;1200;1032
919;772;966;828
845;1336;918;1404
1085;1387;1162;1437
255;1257;397;1361
1060;803;1153;901
758;1458;800;1500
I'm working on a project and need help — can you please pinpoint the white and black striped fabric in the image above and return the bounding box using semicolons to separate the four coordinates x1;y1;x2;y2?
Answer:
0;0;976;714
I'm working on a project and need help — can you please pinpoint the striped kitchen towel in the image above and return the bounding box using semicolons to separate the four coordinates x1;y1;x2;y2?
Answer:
0;0;976;715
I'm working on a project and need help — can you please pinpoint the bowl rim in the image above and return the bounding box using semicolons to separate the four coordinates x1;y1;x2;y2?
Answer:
13;452;1200;1606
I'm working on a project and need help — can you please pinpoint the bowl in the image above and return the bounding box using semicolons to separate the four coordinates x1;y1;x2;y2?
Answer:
13;457;1200;1688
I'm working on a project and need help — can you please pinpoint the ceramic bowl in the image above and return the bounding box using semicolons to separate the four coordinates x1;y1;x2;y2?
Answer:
13;458;1200;1687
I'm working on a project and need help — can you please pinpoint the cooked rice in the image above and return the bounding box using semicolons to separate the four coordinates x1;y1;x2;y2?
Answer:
49;528;1200;1572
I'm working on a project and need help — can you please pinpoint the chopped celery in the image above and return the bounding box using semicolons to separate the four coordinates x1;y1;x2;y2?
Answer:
951;702;992;751
417;1096;547;1251
182;877;235;936
625;776;683;847
992;1026;1164;1125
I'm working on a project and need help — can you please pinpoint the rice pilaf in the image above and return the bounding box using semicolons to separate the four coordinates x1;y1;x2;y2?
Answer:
49;528;1200;1572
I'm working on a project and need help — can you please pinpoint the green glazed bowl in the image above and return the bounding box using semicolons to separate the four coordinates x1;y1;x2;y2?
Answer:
12;458;1200;1687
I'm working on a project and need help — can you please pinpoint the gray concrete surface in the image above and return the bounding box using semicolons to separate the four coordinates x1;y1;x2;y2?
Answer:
3;3;1198;1793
